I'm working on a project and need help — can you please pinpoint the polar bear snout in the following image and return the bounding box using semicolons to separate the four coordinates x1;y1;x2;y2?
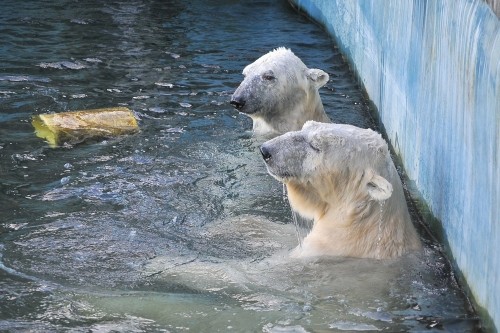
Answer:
260;142;284;179
259;144;272;162
230;94;246;110
260;141;300;181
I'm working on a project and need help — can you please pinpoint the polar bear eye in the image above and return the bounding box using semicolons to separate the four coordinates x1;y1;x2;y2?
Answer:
262;70;276;81
308;141;321;152
308;136;322;152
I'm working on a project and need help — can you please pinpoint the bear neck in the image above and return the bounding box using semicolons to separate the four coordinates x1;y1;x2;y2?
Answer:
255;91;330;135
295;91;330;128
288;175;421;259
299;195;404;259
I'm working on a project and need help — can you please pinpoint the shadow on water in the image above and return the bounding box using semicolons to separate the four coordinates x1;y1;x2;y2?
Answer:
0;0;482;331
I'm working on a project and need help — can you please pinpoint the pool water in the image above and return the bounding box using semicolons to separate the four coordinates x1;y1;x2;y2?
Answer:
0;0;481;331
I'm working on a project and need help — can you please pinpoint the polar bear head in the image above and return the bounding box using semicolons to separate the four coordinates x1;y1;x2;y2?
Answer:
260;121;421;259
230;48;330;136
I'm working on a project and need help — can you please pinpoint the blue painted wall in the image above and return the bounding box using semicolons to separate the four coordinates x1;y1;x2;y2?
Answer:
290;0;499;330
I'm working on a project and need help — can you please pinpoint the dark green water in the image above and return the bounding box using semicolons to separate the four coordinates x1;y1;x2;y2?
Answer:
0;0;480;331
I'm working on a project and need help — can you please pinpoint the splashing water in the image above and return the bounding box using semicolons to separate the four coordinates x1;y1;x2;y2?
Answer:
376;199;386;259
282;183;309;248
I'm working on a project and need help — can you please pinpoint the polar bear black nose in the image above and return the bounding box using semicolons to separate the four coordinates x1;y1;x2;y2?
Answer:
230;96;245;110
260;145;272;162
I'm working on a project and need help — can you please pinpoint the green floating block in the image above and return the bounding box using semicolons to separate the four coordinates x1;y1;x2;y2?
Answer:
32;107;139;147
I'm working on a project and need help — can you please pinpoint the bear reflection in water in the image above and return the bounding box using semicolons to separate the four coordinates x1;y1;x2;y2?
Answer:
260;121;422;259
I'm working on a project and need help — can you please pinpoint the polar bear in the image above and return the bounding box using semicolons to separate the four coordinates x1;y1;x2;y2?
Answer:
230;47;330;136
260;121;422;259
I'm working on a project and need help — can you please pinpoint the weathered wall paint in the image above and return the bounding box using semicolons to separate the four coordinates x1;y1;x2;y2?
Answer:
290;0;499;330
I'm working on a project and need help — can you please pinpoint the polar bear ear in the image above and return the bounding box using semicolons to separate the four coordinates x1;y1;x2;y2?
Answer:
306;68;329;88
302;120;322;130
365;170;393;201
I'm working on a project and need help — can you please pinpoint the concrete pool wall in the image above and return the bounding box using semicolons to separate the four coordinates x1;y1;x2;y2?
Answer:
289;0;499;330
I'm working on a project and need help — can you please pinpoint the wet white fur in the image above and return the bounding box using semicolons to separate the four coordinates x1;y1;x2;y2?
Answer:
233;47;330;136
262;121;422;259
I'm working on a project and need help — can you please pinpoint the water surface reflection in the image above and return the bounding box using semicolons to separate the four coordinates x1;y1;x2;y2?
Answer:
0;0;479;331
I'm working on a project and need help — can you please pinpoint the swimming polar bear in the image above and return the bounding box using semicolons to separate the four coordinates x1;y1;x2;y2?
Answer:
230;47;330;136
260;121;422;259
